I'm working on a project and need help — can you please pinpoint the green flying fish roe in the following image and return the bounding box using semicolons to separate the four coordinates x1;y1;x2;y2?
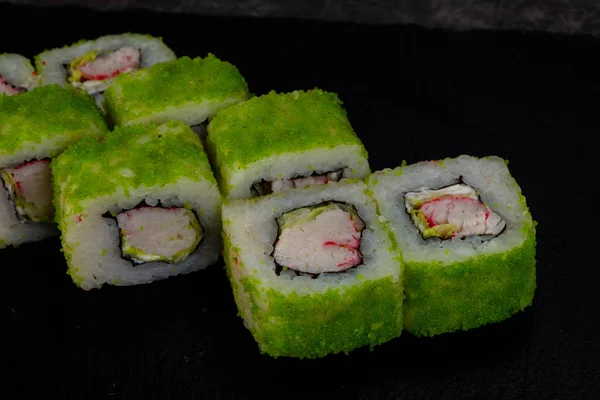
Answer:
402;229;536;337
234;273;402;359
0;85;107;161
103;54;250;126
206;89;368;187
51;120;218;220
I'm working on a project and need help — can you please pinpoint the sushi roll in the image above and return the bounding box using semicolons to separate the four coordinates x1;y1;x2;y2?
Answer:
0;53;39;96
35;33;176;107
206;89;370;200
222;180;403;359
368;155;537;337
52;120;222;290
103;55;250;136
0;85;108;249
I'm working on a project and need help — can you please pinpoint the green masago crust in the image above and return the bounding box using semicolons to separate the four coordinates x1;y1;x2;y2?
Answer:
0;85;107;164
51;120;218;219
206;89;369;196
223;227;403;359
402;225;536;336
103;55;249;126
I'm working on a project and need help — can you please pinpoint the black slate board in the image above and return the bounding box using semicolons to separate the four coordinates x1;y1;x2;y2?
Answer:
1;4;599;399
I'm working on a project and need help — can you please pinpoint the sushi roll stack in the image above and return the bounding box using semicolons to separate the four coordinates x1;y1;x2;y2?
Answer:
35;33;176;107
368;155;537;337
0;85;108;248
51;121;222;290
214;89;404;358
0;53;39;96
0;28;539;359
104;55;250;134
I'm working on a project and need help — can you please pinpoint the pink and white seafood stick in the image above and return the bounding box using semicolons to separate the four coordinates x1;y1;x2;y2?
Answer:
271;179;295;193
115;206;203;264
78;47;140;81
0;76;20;96
0;159;54;221
274;203;365;274
293;175;328;189
265;170;343;195
421;196;505;238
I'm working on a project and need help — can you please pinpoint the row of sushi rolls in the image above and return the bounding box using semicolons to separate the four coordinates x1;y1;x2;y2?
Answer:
0;33;536;359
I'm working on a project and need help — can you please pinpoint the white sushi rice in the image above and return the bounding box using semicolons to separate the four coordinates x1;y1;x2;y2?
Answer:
369;155;532;264
61;178;221;290
119;97;245;128
222;180;400;297
222;145;370;200
0;53;39;92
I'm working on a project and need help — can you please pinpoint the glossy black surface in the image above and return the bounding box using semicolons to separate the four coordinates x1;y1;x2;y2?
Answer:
1;4;598;399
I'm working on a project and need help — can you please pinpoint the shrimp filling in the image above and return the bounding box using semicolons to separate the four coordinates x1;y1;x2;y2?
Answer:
0;159;55;223
404;182;506;240
114;205;203;265
273;202;365;275
252;170;343;197
0;75;25;96
67;47;141;95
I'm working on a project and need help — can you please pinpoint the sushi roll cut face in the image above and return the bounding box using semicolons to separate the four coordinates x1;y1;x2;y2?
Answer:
368;155;537;336
52;121;222;290
0;85;108;249
103;55;250;128
67;46;141;95
35;33;176;106
207;89;370;200
222;181;403;359
0;53;39;96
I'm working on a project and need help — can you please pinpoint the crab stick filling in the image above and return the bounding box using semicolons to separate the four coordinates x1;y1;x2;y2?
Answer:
115;206;203;265
0;76;25;96
273;202;365;274
68;47;141;95
252;170;343;197
404;183;505;240
0;159;55;222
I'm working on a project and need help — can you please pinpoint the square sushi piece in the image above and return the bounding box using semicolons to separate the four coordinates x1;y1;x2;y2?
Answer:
368;155;537;337
35;33;176;107
0;85;108;249
51;120;222;290
206;89;371;200
103;55;250;133
1;53;39;96
222;180;404;358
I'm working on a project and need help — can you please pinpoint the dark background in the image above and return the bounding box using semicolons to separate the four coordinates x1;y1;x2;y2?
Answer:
1;3;599;399
2;0;600;36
